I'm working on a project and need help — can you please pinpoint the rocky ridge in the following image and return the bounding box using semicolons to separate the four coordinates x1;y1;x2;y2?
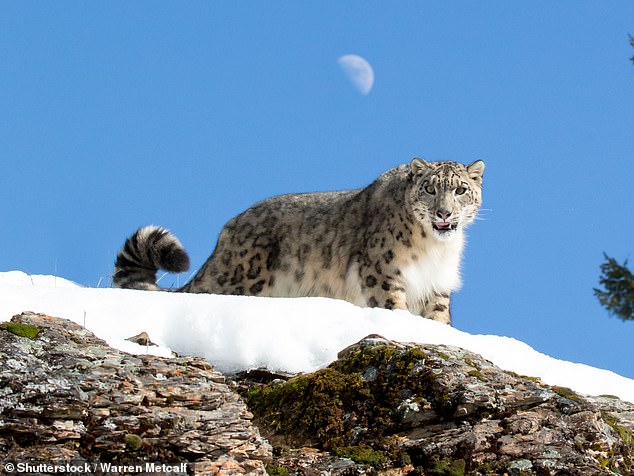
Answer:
0;312;271;475
1;313;634;475
247;335;634;475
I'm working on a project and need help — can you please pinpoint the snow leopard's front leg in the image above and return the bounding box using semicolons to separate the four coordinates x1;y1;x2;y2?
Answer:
421;292;452;325
360;270;410;312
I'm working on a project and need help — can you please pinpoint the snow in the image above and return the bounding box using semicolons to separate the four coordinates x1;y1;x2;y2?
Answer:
1;270;633;404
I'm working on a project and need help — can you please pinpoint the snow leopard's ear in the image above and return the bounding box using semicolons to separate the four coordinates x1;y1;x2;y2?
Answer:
466;160;485;182
410;158;429;175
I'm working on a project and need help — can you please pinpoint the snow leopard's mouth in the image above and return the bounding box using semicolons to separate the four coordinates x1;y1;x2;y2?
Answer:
432;221;457;233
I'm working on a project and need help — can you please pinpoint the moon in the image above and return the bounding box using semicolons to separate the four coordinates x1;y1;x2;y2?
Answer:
337;54;374;95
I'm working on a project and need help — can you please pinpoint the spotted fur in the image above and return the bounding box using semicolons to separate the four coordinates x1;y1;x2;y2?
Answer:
113;158;484;325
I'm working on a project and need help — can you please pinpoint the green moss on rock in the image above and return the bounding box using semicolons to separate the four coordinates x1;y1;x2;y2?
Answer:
265;464;290;476
467;369;485;381
1;321;39;339
552;386;584;403
604;413;634;448
428;457;466;476
247;343;440;467
332;445;391;467
247;367;370;448
124;433;144;451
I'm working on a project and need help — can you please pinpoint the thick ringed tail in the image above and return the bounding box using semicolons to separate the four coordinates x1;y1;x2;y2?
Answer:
113;225;190;290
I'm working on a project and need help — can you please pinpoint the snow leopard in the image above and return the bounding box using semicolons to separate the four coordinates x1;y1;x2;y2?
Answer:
113;158;485;325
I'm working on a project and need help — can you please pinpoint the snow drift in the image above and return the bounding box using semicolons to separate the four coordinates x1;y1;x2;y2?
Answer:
1;271;632;403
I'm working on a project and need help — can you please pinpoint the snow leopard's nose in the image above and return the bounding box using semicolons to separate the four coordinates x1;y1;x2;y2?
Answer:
436;210;452;220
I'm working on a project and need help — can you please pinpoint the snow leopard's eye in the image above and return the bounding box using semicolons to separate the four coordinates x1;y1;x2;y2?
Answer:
455;186;467;196
424;184;435;195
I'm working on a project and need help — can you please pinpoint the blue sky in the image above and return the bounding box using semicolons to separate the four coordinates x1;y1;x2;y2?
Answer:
1;2;633;378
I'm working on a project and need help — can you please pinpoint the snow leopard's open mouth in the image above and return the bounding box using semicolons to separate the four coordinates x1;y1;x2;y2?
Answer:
432;222;457;233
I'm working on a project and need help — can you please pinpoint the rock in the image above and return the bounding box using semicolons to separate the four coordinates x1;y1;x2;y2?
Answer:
0;312;272;474
4;313;634;476
236;368;297;384
125;331;157;347
247;335;634;475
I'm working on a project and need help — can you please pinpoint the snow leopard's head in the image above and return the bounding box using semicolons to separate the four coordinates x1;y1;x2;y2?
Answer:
407;158;485;241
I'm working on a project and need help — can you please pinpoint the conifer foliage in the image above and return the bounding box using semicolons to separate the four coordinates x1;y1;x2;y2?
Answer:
594;254;634;321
